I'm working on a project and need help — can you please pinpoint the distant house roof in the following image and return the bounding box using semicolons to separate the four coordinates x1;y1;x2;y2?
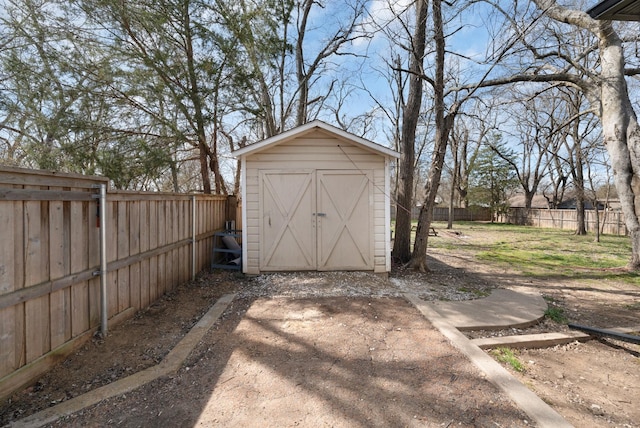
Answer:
587;0;640;20
557;199;603;210
508;194;549;209
233;120;400;159
601;198;622;211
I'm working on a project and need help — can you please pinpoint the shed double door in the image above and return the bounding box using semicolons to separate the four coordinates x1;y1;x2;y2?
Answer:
260;169;373;271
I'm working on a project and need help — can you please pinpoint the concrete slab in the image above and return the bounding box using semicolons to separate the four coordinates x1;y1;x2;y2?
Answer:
471;331;590;349
470;326;640;349
470;321;640;350
428;288;547;330
406;293;573;428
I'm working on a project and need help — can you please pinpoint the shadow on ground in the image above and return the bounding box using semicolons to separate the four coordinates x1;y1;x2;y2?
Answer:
55;297;529;427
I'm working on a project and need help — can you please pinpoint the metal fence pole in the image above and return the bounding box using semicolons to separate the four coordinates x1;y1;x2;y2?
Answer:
99;184;108;336
192;195;197;281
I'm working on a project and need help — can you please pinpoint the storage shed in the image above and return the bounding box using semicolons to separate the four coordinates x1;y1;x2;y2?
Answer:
234;120;400;275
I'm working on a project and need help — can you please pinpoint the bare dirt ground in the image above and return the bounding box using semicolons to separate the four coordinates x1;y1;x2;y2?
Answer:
1;226;639;427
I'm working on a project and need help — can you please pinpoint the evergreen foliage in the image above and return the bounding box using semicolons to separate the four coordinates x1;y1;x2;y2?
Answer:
468;134;519;221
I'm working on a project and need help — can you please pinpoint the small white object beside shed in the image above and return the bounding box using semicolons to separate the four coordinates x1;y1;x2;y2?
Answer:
234;120;400;275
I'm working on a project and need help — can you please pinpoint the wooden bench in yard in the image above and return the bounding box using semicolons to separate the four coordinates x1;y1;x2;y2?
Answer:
411;225;438;236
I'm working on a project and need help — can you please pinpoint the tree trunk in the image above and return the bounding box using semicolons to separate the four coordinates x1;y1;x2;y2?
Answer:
407;0;450;272
574;154;587;235
295;0;312;126
209;122;227;195
597;22;640;268
233;136;246;196
524;189;534;209
575;197;586;235
447;136;458;229
183;2;211;193
594;206;601;242
391;0;428;264
170;155;179;193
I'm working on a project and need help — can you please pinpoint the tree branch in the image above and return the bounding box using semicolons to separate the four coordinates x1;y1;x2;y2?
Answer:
449;72;591;94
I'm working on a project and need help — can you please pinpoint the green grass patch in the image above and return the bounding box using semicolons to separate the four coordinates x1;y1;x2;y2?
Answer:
460;224;636;284
544;306;568;324
393;220;640;286
477;234;626;270
491;347;526;372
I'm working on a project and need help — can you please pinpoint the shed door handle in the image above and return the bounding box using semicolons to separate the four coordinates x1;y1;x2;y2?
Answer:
314;213;326;217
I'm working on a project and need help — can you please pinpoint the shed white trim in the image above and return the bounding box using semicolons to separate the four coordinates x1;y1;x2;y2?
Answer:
240;156;248;273
385;157;392;272
233;120;400;159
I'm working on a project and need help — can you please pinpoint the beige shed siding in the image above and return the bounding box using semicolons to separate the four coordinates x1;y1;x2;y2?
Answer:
371;168;384;266
242;129;391;274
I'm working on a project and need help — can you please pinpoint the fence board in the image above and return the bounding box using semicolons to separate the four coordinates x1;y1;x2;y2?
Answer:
117;201;130;312
0;166;107;189
170;200;178;289
149;254;159;304
24;199;50;364
24;296;50;364
147;201;158;304
140;259;150;309
0;201;16;377
182;200;189;283
24;200;42;290
158;201;167;296
13;199;25;291
71;278;89;337
0;199;14;293
157;253;165;300
129;201;141;310
13;199;26;371
148;200;158;250
49;199;70;349
0;188;95;201
505;208;628;236
70;202;89;338
0;306;15;376
197;200;205;270
49;283;71;349
169;201;177;290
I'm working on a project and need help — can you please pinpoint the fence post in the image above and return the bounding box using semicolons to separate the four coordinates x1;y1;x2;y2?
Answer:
93;183;108;337
538;209;541;227
618;212;622;236
191;195;196;281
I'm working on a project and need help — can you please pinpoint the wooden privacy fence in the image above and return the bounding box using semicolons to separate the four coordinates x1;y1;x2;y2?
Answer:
431;207;492;222
505;207;627;236
392;206;492;222
0;166;239;399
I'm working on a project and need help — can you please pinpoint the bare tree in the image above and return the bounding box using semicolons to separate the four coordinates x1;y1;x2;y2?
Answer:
472;0;640;268
558;87;600;235
586;143;610;241
391;0;429;264
542;140;569;209
445;104;487;227
480;89;558;211
408;0;456;271
294;0;368;126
